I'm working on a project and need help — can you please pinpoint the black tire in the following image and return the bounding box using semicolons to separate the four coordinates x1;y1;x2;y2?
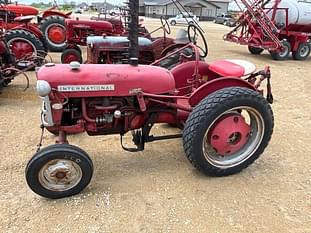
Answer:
40;15;66;52
26;144;93;199
292;42;311;60
61;48;83;64
270;41;291;60
5;29;45;66
248;46;264;55
183;87;274;176
170;20;176;26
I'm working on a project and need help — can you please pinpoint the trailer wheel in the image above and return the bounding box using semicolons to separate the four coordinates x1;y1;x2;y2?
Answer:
292;42;311;60
61;49;83;64
26;144;93;199
182;87;274;176
40;15;66;52
248;46;264;55
270;41;291;60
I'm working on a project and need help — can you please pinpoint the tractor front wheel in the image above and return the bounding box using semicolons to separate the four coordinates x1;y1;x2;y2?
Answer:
182;87;274;176
40;15;66;52
26;144;93;199
248;46;264;55
61;48;83;64
292;42;311;60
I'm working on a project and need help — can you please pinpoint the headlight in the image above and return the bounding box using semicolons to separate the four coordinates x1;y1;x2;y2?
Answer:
36;80;51;97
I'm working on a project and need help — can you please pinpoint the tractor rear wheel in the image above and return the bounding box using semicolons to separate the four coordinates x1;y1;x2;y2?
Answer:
270;41;291;60
40;15;66;52
26;144;93;199
5;29;45;66
182;87;274;176
248;46;264;55
292;42;311;60
61;48;83;64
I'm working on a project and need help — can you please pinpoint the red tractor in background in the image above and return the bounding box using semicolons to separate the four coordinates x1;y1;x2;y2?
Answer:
25;0;274;199
61;17;198;67
60;18;120;64
61;13;149;64
1;0;71;56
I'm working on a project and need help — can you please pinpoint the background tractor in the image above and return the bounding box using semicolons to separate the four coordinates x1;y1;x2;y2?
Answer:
0;1;71;53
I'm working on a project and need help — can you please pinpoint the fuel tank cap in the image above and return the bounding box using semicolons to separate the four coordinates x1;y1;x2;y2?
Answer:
70;61;80;70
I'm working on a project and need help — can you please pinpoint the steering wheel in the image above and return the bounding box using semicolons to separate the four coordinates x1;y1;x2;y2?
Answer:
160;16;171;35
187;24;208;58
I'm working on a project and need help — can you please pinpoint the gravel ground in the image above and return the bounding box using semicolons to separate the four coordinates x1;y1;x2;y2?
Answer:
0;19;310;233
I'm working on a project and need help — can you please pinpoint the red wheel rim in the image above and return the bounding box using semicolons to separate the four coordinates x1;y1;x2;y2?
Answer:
47;24;66;44
8;39;35;60
209;114;250;155
63;53;80;63
202;107;265;169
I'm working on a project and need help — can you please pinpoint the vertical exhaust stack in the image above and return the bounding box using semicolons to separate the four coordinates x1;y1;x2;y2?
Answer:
127;0;139;66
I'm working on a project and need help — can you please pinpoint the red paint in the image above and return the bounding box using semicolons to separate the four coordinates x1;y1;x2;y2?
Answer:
5;4;39;16
38;64;175;97
209;60;245;77
64;18;114;48
47;25;66;43
9;39;34;60
209;114;250;155
189;77;256;107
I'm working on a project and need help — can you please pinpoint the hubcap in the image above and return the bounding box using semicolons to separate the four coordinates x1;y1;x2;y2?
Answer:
46;24;66;45
38;159;82;191
202;107;265;168
8;39;36;60
279;45;289;57
299;45;310;57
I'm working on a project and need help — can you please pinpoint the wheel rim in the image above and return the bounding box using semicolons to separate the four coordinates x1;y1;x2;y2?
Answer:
63;52;80;63
202;106;265;168
46;23;66;46
299;45;310;57
279;44;289;58
7;38;36;60
38;159;82;191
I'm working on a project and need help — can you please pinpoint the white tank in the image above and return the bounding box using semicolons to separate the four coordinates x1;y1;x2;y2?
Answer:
267;0;311;25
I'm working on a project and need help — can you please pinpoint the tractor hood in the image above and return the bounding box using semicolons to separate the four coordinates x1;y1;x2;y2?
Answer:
87;36;152;49
37;64;175;97
5;4;39;16
65;19;113;32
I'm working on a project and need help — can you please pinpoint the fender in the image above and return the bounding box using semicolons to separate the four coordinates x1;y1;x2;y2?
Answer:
189;77;256;107
13;23;43;38
42;10;71;19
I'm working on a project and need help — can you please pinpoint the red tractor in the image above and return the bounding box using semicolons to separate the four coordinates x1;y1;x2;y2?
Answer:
60;18;118;64
61;16;149;64
25;2;274;198
63;17;203;67
0;1;71;54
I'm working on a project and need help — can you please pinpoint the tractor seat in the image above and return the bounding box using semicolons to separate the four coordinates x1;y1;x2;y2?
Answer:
209;59;256;77
14;15;35;23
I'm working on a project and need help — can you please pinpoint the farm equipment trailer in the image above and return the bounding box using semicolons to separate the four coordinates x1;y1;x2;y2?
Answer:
224;0;311;60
